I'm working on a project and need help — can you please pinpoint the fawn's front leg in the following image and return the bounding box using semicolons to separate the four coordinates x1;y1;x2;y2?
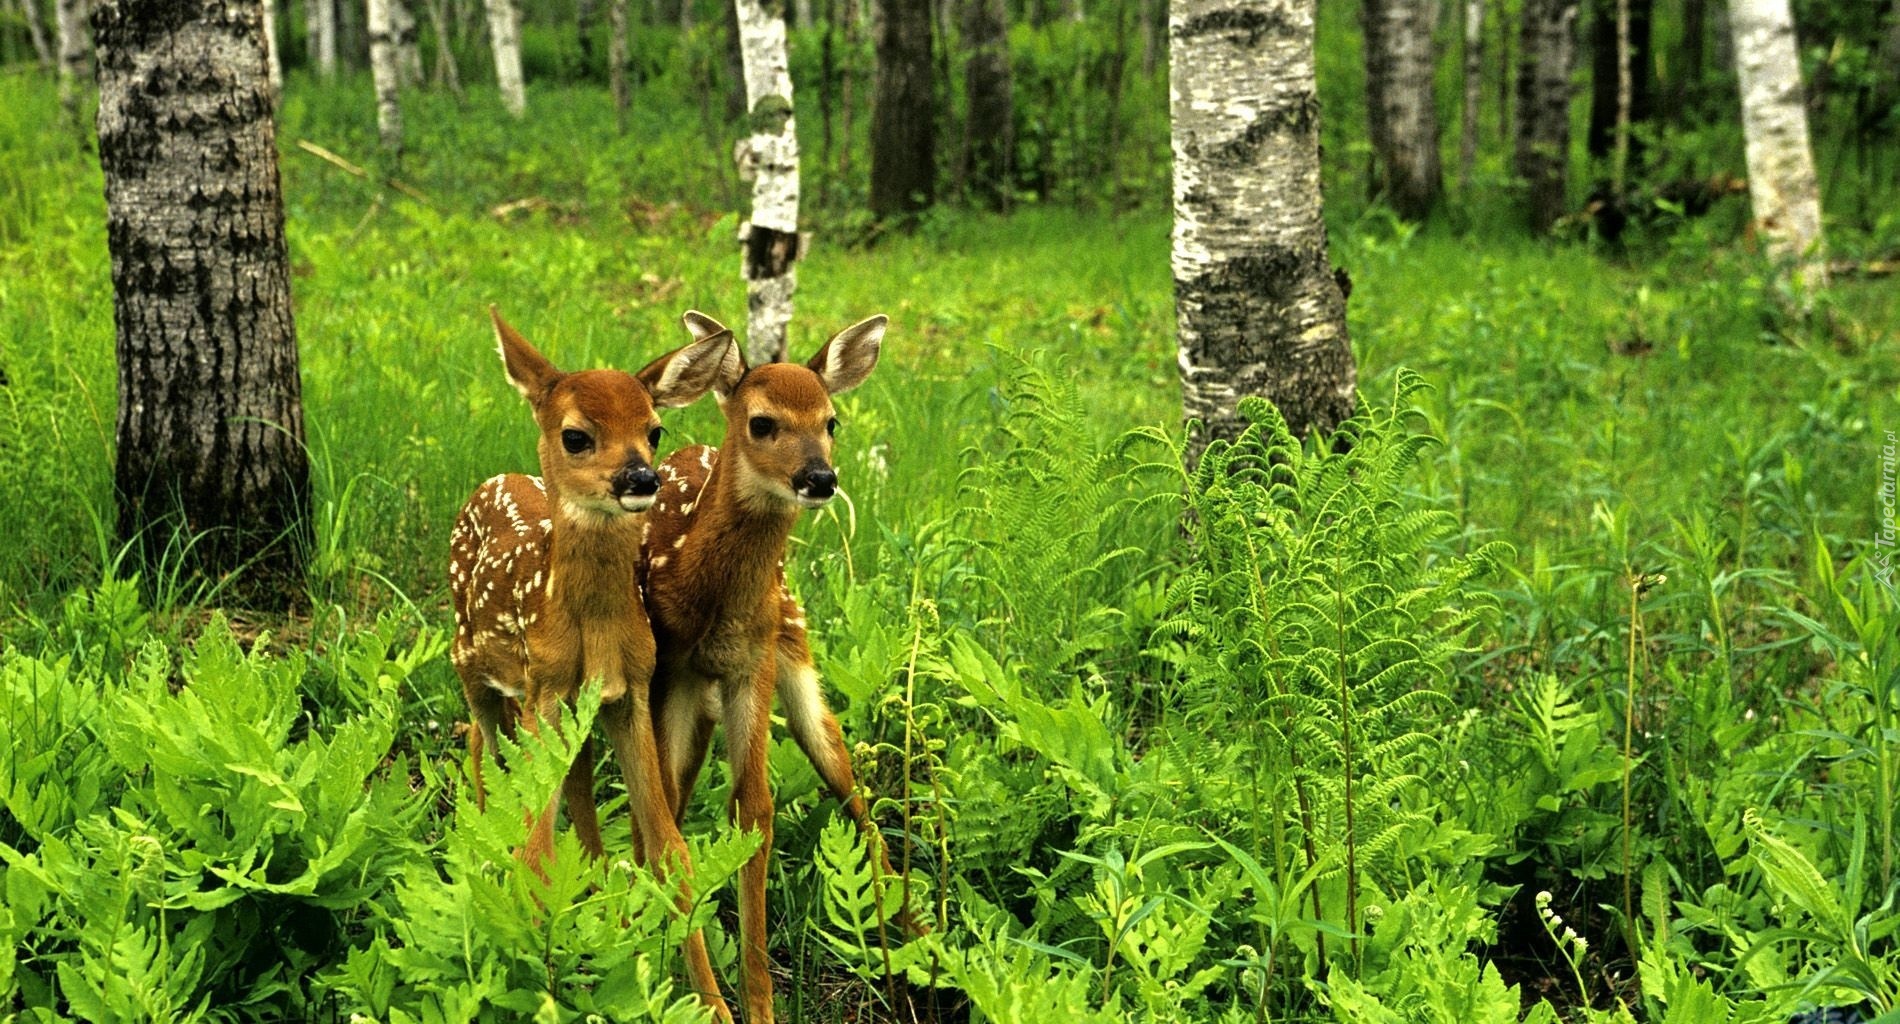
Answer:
726;655;779;1023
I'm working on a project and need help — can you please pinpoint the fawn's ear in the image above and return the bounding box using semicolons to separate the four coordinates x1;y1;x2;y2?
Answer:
806;314;886;395
681;310;749;402
638;328;741;409
491;306;561;403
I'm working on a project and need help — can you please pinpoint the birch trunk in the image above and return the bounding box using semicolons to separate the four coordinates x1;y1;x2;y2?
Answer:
793;0;811;29
960;0;1012;210
391;0;422;83
56;0;89;127
1728;0;1826;288
93;0;311;605
1515;0;1579;233
1461;0;1483;189
1363;0;1443;220
310;0;337;75
870;0;933;220
1171;0;1356;462
262;0;282;95
609;0;630;134
734;0;800;365
369;0;403;151
484;0;525;115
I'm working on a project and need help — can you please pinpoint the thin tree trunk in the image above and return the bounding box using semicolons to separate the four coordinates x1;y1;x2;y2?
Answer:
56;0;89;129
262;0;282;95
19;0;55;71
734;0;801;365
960;0;1012;210
391;0;422;83
1171;0;1356;462
423;0;464;98
1588;0;1650;171
680;0;693;30
793;0;810;29
1728;0;1826;288
1669;0;1705;126
609;0;630;133
838;0;856;183
484;0;524;114
369;0;403;151
1515;0;1579;233
721;0;745;118
1612;0;1630;192
1461;0;1483;189
93;0;311;606
1363;0;1444;219
870;0;933;221
1139;0;1157;76
577;0;596;63
311;0;337;75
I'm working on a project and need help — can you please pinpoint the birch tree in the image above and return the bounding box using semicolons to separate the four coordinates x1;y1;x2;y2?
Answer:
308;0;336;76
261;0;281;95
1171;0;1357;462
93;0;311;604
421;0;462;99
1461;0;1484;189
18;0;54;71
56;0;88;127
733;0;801;364
1363;0;1443;219
485;0;525;115
369;0;403;151
1515;0;1579;232
391;0;422;84
609;0;630;134
1728;0;1826;288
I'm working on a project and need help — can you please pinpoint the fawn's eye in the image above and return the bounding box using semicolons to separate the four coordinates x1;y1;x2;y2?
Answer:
826;417;838;437
561;429;592;454
648;427;664;449
749;416;775;439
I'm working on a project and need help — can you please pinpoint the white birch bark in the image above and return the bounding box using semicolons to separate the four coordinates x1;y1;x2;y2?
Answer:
18;0;54;71
734;0;800;365
391;0;423;83
793;0;811;29
1364;0;1443;219
311;0;337;76
1171;0;1356;460
485;0;526;116
261;0;282;95
368;0;403;151
1728;0;1826;288
55;0;88;124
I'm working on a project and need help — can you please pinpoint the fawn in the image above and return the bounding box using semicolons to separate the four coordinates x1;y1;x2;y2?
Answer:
639;309;910;1023
447;307;739;1020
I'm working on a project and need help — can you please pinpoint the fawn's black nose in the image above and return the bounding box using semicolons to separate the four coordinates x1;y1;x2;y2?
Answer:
796;466;837;499
615;464;660;497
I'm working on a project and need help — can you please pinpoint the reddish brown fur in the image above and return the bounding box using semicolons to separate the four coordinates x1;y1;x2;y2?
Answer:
448;308;736;1022
640;312;909;1024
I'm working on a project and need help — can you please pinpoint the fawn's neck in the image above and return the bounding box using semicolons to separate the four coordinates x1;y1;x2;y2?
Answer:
689;454;799;621
547;494;645;623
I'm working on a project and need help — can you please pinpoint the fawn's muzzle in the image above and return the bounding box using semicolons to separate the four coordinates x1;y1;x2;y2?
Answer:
793;463;837;504
613;464;661;508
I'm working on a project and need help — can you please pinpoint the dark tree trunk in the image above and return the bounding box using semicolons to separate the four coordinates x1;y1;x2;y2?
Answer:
960;0;1013;209
1515;0;1580;232
871;0;934;221
93;0;311;606
722;0;746;120
1667;0;1705;126
1171;0;1357;463
1587;0;1652;162
1363;0;1444;219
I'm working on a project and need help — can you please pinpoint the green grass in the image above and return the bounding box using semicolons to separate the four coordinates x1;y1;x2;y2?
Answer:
3;24;1899;1022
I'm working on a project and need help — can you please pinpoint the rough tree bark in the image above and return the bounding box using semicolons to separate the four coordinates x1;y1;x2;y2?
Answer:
1515;0;1580;233
484;0;525;115
56;0;89;128
609;0;630;134
871;0;933;221
92;0;311;605
1171;0;1357;463
734;0;801;365
1460;0;1484;189
369;0;403;151
960;0;1013;209
1728;0;1826;288
1363;0;1443;219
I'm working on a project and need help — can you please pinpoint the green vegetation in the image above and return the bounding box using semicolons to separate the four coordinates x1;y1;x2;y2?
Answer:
3;14;1899;1023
